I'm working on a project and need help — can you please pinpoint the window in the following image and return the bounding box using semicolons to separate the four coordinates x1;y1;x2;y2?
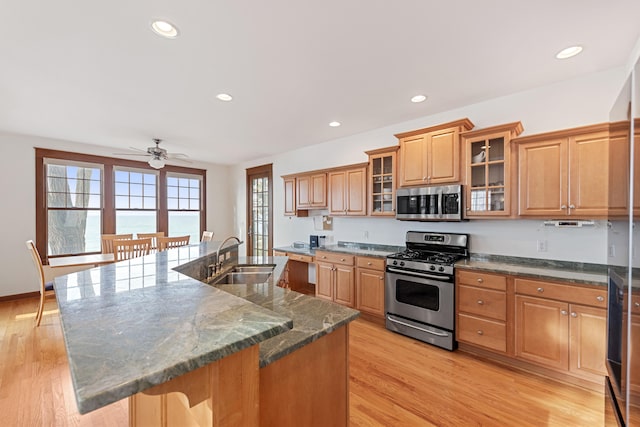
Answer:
35;148;206;261
114;168;158;235
167;173;202;243
45;160;102;256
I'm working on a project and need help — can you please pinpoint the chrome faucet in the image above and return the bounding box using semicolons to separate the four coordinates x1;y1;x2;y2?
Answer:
213;236;242;274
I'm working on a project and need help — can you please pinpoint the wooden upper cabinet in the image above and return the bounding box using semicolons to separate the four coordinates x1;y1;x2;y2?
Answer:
297;173;327;209
607;122;630;217
283;177;296;216
461;122;523;218
329;164;367;216
366;146;398;216
396;118;474;187
516;124;613;218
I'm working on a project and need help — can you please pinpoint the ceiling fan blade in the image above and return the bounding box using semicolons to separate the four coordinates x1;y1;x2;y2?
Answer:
166;153;189;159
168;157;193;164
112;152;151;157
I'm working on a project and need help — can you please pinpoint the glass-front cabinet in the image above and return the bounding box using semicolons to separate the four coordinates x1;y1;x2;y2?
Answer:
462;122;523;217
366;146;398;216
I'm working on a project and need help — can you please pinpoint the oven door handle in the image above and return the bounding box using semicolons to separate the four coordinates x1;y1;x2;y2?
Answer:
386;315;449;337
386;267;450;282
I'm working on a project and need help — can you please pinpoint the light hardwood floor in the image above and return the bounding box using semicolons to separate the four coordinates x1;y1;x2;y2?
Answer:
0;297;604;426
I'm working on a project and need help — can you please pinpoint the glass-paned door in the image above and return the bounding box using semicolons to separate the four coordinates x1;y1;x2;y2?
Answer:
246;164;273;257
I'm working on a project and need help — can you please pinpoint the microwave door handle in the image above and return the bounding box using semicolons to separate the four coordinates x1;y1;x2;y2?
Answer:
439;189;444;217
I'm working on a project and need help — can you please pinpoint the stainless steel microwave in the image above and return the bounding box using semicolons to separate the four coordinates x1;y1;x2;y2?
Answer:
396;185;463;221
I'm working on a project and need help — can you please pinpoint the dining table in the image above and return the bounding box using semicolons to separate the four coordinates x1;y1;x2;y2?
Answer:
49;253;115;268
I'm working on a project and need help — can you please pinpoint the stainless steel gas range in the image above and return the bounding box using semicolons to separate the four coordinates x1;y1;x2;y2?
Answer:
385;231;469;351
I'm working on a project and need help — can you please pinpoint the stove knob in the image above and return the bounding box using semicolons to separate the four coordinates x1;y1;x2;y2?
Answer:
438;266;445;272
400;261;405;267
392;260;398;266
429;265;436;271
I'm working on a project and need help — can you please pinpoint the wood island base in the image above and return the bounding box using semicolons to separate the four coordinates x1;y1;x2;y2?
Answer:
129;325;349;427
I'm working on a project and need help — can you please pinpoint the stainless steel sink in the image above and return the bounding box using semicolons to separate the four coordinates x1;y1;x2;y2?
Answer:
231;264;276;273
214;271;272;284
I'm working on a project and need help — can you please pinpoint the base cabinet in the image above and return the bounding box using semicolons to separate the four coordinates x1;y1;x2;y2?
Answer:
315;251;355;307
355;257;385;318
273;250;314;295
456;269;608;389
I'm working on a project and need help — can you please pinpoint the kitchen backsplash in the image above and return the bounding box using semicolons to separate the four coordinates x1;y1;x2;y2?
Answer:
273;215;608;264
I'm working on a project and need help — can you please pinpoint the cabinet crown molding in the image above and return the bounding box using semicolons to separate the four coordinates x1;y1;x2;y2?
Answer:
281;162;369;180
512;122;611;145
394;118;474;139
460;121;524;139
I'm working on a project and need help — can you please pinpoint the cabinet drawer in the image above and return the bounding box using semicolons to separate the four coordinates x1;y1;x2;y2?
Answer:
315;251;354;266
458;285;506;321
457;270;507;291
288;253;314;263
515;278;607;308
458;313;506;353
356;256;385;270
273;250;287;257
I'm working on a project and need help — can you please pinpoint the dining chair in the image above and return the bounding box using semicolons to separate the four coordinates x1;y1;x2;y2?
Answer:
137;232;165;250
101;233;133;254
25;240;55;326
158;235;191;252
113;238;152;261
201;231;215;242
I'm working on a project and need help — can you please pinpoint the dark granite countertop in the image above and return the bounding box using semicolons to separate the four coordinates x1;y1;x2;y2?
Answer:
456;254;608;287
274;241;403;259
52;242;304;414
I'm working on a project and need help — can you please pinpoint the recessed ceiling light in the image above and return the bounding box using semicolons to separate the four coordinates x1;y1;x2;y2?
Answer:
329;121;341;127
151;20;179;39
555;45;583;59
411;95;427;103
216;93;233;101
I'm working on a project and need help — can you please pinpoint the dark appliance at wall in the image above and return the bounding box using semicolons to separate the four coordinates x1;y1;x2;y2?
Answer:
605;59;639;426
396;185;464;221
385;231;469;350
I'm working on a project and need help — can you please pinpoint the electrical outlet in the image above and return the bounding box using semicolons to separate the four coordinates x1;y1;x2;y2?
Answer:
363;230;369;239
537;240;548;252
609;245;616;258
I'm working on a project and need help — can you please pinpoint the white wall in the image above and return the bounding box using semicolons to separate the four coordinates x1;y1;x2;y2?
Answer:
232;66;629;265
0;132;233;297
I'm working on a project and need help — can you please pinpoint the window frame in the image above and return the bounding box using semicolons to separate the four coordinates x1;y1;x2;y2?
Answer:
35;148;207;263
166;171;204;243
113;166;160;234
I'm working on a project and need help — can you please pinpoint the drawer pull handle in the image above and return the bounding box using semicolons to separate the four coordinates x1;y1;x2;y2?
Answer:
571;312;577;318
477;300;484;305
561;310;568;316
477;330;484;335
537;287;544;293
635;302;640;308
596;296;604;302
476;278;484;283
379;276;384;280
322;256;327;259
367;262;372;266
340;258;345;262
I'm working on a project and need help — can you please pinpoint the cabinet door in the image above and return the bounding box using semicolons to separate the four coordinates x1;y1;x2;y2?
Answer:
329;171;346;214
297;175;311;208
356;268;384;316
399;135;427;186
568;132;609;216
518;138;568;216
369;151;396;216
334;265;355;307
515;295;569;370
311;173;327;207
608;129;630;216
315;262;334;301
284;178;296;216
569;304;606;381
346;167;366;215
428;127;459;184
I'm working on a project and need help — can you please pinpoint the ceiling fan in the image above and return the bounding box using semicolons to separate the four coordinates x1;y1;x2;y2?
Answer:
114;139;190;169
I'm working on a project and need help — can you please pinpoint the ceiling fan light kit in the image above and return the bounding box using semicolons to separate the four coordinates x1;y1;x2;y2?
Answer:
148;157;166;169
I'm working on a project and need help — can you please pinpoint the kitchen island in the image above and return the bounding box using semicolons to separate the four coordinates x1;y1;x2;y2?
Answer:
53;241;359;426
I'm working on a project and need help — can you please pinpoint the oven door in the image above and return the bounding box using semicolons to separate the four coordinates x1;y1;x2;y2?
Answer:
385;267;454;331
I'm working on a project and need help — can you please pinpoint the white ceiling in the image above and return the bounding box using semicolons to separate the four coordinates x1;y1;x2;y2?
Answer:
2;0;640;165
